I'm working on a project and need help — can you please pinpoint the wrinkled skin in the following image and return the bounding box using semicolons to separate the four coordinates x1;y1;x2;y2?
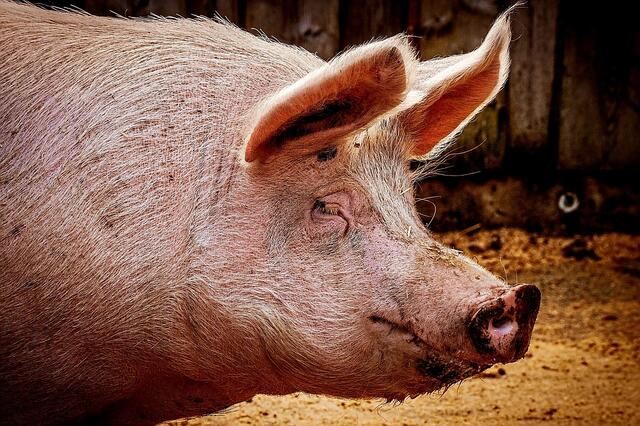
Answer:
0;2;539;424
223;126;511;399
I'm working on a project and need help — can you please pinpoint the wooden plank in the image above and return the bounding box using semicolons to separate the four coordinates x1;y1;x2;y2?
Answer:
420;0;497;58
189;0;214;17
558;3;640;170
147;0;187;16
340;0;406;49
215;0;240;23
245;0;338;59
507;0;558;163
419;0;503;172
84;0;138;16
288;0;339;60
188;1;238;22
245;0;287;41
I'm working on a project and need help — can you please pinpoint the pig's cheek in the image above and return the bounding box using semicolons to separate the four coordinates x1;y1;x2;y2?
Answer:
364;231;411;278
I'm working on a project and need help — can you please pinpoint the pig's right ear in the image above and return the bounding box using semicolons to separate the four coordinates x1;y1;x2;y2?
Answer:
398;10;512;159
244;39;415;163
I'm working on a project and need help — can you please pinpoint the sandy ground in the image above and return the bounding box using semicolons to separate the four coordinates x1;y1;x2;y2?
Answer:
165;228;640;425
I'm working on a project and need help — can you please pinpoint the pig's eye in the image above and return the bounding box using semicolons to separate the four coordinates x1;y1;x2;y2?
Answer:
310;193;351;234
313;200;340;216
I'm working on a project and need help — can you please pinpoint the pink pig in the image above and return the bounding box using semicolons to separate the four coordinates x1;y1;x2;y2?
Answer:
0;2;539;424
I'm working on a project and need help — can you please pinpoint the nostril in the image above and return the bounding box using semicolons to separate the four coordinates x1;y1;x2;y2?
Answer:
490;315;514;336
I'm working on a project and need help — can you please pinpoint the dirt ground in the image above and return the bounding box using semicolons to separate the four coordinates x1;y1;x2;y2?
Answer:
166;228;640;425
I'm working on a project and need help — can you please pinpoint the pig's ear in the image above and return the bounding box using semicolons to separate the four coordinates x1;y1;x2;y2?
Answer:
399;11;512;159
244;38;415;163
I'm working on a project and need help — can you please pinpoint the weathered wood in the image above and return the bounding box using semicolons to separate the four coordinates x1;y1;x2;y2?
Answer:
558;4;640;170
147;0;187;16
188;1;238;22
245;0;287;41
340;0;405;49
419;0;504;172
215;0;240;23
289;0;339;60
507;0;558;163
216;0;243;25
189;0;214;17
31;0;640;174
420;0;497;58
245;0;338;59
83;0;139;16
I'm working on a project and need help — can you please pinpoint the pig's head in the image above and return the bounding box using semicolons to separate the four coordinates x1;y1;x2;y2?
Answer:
198;10;540;404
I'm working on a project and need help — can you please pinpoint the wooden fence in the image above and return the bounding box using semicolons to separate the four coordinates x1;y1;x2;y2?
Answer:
42;0;640;174
28;1;640;232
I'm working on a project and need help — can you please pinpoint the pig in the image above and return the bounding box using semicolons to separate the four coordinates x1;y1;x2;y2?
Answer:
0;2;540;425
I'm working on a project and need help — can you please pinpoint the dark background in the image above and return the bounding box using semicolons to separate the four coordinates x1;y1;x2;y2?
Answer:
37;0;640;234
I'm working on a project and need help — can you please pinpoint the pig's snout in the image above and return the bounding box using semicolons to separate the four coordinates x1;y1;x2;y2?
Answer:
468;284;541;363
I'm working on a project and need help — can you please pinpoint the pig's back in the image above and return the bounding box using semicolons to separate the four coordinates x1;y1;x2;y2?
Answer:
0;2;321;422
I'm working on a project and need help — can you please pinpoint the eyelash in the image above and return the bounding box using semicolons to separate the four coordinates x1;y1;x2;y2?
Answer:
314;200;340;216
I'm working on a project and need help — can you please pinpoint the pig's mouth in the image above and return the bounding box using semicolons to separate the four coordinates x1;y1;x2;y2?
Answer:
368;315;491;388
415;356;489;386
368;284;540;395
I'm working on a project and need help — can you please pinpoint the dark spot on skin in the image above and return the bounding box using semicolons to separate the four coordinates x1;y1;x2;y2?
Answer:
187;396;204;404
440;370;461;383
9;224;25;237
317;147;337;162
22;281;37;290
416;358;461;383
512;334;526;359
514;286;542;325
513;286;541;358
416;358;445;377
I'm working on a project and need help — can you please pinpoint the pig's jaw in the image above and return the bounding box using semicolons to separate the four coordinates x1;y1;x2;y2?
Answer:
367;314;493;398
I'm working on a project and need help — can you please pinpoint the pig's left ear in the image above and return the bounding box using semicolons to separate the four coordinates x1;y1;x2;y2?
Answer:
244;38;415;163
399;11;512;159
